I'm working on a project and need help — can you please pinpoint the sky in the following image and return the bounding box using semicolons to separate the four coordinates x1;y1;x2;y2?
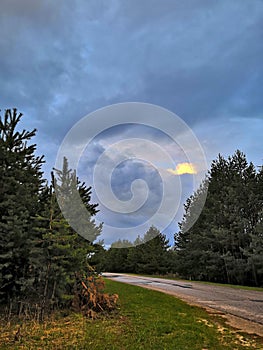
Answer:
0;0;262;246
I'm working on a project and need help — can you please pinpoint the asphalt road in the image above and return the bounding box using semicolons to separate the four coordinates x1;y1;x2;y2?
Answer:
103;273;263;336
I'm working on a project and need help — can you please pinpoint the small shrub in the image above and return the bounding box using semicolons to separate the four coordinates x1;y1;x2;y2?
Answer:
72;269;118;318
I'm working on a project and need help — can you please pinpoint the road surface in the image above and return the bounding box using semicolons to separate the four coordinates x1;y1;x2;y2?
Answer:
103;273;263;336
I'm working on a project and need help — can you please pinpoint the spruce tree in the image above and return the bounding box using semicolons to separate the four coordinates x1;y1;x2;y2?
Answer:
31;157;102;315
175;150;261;285
127;227;170;274
0;109;44;306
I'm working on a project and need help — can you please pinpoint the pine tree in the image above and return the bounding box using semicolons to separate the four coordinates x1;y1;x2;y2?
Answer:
30;158;102;316
127;227;170;274
175;150;261;285
0;109;44;306
243;165;263;286
53;157;101;243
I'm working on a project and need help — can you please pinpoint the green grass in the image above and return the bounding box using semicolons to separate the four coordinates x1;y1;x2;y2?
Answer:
0;279;262;349
130;273;263;292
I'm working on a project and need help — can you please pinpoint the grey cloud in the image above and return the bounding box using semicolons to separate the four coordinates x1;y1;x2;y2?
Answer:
1;0;262;245
2;0;262;136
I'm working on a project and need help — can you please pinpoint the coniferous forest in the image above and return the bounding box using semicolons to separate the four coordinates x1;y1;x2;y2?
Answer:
92;151;263;287
0;109;116;321
0;108;263;325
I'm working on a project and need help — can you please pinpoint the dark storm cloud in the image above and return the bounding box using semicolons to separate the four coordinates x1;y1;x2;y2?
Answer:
1;0;262;244
1;0;262;132
114;0;263;123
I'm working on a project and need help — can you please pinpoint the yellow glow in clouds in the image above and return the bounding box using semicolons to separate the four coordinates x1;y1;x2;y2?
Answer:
167;162;197;175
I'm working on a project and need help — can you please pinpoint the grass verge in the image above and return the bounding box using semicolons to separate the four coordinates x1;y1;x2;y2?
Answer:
0;279;262;349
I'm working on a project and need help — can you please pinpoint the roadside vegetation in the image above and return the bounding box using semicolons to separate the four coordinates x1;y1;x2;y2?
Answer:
0;108;262;348
0;109;116;321
92;151;263;288
1;280;262;350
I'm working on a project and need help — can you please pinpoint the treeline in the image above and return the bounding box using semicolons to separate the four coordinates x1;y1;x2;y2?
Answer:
92;151;263;287
0;109;116;321
176;150;263;286
91;226;176;275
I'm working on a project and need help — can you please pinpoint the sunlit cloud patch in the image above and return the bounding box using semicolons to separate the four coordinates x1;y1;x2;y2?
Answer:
167;162;197;175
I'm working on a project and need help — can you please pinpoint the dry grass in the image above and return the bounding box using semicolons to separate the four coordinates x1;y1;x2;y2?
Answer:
0;280;262;349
